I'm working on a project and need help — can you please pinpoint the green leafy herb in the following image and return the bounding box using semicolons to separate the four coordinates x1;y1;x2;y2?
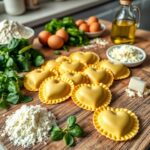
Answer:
53;50;61;55
0;38;45;109
69;124;84;137
51;130;64;141
21;95;32;103
67;115;76;127
45;17;89;48
50;115;84;147
63;133;74;146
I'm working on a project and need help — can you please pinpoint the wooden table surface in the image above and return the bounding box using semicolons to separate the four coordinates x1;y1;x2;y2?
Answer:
0;20;150;150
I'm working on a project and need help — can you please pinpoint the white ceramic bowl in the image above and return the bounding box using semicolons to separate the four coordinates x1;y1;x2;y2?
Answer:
106;45;146;67
25;27;35;38
25;27;35;43
85;23;106;38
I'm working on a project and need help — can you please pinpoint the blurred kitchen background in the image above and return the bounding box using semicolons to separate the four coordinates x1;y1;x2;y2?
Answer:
0;0;149;31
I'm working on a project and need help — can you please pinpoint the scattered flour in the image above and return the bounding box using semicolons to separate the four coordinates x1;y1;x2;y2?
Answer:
1;105;56;148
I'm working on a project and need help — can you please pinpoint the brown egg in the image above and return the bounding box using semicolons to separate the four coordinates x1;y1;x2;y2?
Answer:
79;23;89;32
48;35;64;50
56;28;69;42
87;16;99;25
89;22;101;32
75;19;85;26
38;30;51;45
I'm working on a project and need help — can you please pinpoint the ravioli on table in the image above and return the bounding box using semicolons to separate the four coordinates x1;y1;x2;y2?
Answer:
39;77;74;104
72;83;111;111
93;107;139;141
24;68;58;91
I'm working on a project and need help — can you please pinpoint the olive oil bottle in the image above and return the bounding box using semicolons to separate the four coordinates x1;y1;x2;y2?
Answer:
111;0;140;44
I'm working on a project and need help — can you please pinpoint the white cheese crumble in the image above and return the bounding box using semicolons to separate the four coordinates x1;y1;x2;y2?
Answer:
108;45;144;63
90;38;108;46
82;38;108;49
0;20;33;45
2;105;56;148
125;88;150;98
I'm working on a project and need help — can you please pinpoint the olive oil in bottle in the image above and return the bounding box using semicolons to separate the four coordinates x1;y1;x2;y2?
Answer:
111;20;136;44
111;0;140;44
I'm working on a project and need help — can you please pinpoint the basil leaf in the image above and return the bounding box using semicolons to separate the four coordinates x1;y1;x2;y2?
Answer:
21;95;32;103
63;133;74;147
51;125;61;132
67;115;76;127
50;130;64;141
6;93;19;105
53;50;61;55
69;124;84;137
34;55;45;67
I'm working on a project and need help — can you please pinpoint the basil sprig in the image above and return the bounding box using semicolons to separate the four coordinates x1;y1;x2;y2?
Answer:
50;115;84;147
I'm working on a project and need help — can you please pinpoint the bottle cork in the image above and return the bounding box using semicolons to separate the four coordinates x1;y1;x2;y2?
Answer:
120;0;132;5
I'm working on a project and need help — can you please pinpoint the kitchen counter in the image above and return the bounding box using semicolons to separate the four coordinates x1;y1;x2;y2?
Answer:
0;19;150;150
0;0;110;27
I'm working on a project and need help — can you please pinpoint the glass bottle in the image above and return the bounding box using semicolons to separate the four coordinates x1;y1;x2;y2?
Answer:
111;0;141;44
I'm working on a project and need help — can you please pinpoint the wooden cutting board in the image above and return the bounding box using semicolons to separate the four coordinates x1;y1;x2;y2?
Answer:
0;20;150;150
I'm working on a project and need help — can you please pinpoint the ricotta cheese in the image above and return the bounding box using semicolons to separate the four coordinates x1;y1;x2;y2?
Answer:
2;105;56;148
0;20;34;45
108;45;144;63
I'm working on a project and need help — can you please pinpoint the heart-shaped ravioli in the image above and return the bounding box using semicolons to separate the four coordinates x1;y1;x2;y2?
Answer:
24;68;58;91
72;84;111;111
93;107;139;141
84;67;114;87
98;60;130;80
61;72;89;85
56;56;70;63
58;61;85;74
70;51;100;65
39;77;74;104
41;60;59;71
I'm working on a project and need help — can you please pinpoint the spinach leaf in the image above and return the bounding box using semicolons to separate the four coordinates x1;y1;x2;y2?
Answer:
21;95;32;103
6;93;20;105
7;38;19;50
34;55;45;67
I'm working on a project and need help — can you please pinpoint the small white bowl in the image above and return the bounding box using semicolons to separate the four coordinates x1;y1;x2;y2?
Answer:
25;27;35;43
25;27;35;38
85;23;106;38
106;45;146;67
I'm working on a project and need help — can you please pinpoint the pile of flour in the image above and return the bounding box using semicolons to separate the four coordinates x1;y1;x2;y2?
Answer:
0;20;34;45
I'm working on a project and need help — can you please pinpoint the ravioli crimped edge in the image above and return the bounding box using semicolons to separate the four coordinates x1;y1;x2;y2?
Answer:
39;76;74;104
71;83;112;111
93;106;139;141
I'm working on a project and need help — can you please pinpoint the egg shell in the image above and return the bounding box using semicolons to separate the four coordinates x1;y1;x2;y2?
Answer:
56;29;69;42
48;35;64;50
87;16;99;25
89;22;101;32
38;30;51;46
79;23;89;32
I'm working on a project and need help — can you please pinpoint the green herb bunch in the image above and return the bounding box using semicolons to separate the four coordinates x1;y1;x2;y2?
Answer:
45;17;89;47
0;38;44;72
0;38;45;109
50;115;84;147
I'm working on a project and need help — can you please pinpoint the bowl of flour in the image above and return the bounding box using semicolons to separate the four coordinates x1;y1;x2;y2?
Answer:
0;20;35;45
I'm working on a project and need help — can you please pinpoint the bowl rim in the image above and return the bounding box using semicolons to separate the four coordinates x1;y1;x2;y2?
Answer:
106;44;147;65
25;26;35;38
